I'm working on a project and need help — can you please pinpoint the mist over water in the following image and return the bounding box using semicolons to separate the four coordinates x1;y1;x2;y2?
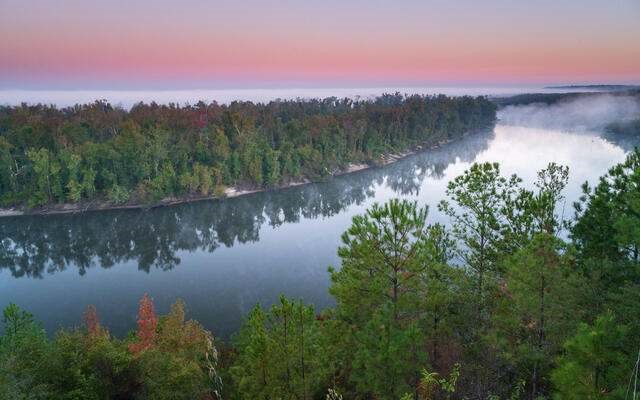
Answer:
499;94;640;131
0;86;607;109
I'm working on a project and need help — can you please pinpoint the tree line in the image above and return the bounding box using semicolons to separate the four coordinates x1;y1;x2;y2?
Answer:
492;88;640;107
2;149;638;399
0;94;496;208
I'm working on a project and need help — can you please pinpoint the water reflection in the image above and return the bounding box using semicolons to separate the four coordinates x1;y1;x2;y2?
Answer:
0;130;493;279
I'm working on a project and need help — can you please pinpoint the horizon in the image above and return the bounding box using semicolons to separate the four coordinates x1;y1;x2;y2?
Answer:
2;0;639;90
2;85;629;109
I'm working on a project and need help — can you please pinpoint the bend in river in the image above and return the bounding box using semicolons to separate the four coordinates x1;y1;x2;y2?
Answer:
1;122;637;338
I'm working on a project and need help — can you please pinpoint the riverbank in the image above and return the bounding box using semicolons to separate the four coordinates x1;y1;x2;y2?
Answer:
0;137;456;217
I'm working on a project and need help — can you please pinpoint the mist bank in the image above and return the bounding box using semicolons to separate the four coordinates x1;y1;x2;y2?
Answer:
496;90;640;131
0;87;595;109
544;84;639;91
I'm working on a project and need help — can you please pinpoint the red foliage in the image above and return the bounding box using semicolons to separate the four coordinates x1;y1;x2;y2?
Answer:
83;304;101;337
194;111;207;130
129;293;158;353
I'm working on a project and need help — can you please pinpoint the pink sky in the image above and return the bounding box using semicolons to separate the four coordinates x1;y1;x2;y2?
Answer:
1;0;639;89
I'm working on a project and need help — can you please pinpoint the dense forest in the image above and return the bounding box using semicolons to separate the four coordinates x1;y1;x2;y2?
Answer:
0;94;496;209
2;149;639;399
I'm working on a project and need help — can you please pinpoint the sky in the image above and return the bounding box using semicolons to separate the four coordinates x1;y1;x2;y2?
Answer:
1;0;639;89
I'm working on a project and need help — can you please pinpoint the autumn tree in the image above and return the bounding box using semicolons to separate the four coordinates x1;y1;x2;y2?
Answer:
129;293;158;354
83;304;102;338
137;299;222;400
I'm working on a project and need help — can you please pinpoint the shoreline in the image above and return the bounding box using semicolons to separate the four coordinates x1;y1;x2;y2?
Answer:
0;136;458;218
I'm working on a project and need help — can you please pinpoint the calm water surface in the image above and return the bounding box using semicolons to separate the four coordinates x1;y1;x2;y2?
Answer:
0;122;637;338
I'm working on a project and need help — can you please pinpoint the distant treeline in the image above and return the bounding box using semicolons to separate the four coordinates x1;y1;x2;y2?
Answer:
545;84;639;90
493;88;640;107
606;118;640;136
0;94;496;208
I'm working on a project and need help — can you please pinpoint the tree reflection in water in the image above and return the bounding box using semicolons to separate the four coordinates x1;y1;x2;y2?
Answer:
0;130;493;279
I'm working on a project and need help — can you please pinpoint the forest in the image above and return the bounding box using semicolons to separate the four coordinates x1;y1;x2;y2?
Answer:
2;148;639;399
0;94;496;209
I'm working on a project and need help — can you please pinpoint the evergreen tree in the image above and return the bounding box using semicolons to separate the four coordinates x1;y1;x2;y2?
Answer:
551;312;631;400
330;199;453;398
231;296;326;400
491;234;583;398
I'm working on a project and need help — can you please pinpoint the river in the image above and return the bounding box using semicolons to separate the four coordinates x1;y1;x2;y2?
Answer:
0;118;637;339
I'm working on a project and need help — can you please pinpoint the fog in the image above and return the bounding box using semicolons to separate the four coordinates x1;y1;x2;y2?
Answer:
0;87;599;109
498;94;640;131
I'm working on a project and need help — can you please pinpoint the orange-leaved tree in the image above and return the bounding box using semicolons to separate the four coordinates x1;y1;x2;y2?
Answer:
83;304;102;338
129;293;158;353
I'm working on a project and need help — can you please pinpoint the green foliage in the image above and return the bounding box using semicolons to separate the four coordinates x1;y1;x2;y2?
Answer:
0;137;16;200
46;329;140;399
438;162;521;318
62;151;83;202
551;311;631;400
330;199;458;398
0;95;496;208
410;363;460;400
571;149;640;325
2;303;36;336
107;183;130;204
325;387;343;400
231;296;326;400
572;149;640;269
491;234;584;398
26;147;63;206
0;304;51;399
136;299;221;400
0;299;219;400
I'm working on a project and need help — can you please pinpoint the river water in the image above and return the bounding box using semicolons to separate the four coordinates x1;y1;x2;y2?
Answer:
0;118;637;339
